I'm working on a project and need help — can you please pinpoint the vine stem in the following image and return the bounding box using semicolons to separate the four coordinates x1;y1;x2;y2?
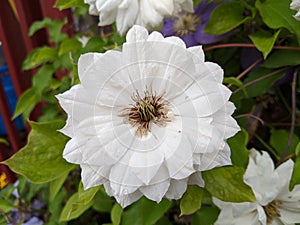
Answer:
227;58;262;88
0;208;15;225
278;68;298;164
232;67;288;95
203;43;300;51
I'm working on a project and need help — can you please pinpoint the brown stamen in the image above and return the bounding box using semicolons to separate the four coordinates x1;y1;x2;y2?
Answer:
120;89;171;137
263;200;281;224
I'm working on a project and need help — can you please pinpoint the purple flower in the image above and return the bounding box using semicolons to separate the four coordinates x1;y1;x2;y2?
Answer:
162;0;234;47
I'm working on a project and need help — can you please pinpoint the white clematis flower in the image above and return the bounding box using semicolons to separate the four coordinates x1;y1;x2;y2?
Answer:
84;0;194;35
57;25;240;208
291;0;300;20
213;149;300;225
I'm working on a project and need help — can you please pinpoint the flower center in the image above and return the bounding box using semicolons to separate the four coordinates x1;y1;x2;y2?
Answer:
263;200;281;224
173;13;201;36
120;89;171;137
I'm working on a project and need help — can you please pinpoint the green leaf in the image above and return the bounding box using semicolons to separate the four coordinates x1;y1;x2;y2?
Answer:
111;203;123;225
59;192;93;222
202;166;256;202
3;121;75;183
48;187;67;225
290;142;300;190
270;129;299;157
13;87;40;119
191;206;220;225
0;198;14;213
59;37;82;56
29;18;67;43
242;68;285;98
223;77;247;95
249;30;281;59
78;183;100;205
50;171;69;201
262;50;300;68
81;36;105;54
204;2;251;35
256;0;300;44
32;65;55;96
121;198;172;225
55;0;87;10
22;46;58;70
228;129;249;168
180;185;203;215
0;138;9;146
92;188;113;213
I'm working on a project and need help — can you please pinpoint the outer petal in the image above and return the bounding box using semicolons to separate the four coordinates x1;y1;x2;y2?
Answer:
213;198;263;225
244;150;280;205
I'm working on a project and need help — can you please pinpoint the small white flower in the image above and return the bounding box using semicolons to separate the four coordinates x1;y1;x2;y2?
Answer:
291;0;300;21
213;149;300;225
84;0;194;35
57;25;240;207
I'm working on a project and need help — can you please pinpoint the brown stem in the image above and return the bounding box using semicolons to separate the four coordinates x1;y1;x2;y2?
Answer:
227;59;263;88
235;113;265;125
278;68;298;164
232;67;288;95
0;208;15;225
204;43;300;51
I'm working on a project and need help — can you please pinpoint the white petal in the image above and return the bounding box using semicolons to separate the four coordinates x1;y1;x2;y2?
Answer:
278;206;300;224
211;102;240;139
174;80;232;118
188;172;205;187
81;164;108;189
116;0;138;35
104;181;143;208
165;178;188;199
126;25;149;43
109;163;143;188
188;46;205;64
244;150;280;205
139;179;170;202
213;198;262;225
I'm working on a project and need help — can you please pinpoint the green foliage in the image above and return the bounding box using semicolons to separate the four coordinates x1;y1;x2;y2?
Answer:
192;206;220;225
3;121;75;183
290;143;300;190
22;47;58;70
262;50;300;68
202;166;256;202
59;37;82;56
13;87;39;119
228;129;249;168
111;203;123;225
121;198;172;225
204;2;251;34
270;129;299;157
49;172;69;200
249;30;281;59
59;192;94;222
55;0;87;10
29;18;68;43
256;0;300;44
180;185;203;215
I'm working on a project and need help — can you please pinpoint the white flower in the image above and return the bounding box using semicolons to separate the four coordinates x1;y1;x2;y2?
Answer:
57;25;240;208
291;0;300;20
84;0;194;35
213;149;300;225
